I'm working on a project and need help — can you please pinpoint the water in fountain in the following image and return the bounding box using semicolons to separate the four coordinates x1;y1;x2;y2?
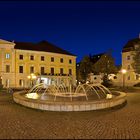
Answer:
25;83;113;101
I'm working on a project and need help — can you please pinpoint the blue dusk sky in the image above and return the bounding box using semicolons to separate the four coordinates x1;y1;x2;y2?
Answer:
0;1;140;65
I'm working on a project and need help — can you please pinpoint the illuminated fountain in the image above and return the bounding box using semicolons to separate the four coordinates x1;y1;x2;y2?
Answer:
26;83;113;101
13;83;126;111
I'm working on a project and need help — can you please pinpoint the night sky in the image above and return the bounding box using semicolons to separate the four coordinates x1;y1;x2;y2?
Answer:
1;1;140;65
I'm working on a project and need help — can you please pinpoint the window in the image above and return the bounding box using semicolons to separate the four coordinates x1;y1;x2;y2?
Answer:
19;79;24;87
51;67;54;75
51;57;54;62
94;77;97;80
69;59;72;64
127;56;130;60
128;76;130;80
41;67;45;75
19;55;23;60
135;44;140;49
30;66;34;73
114;76;117;79
136;75;139;80
19;79;22;86
6;79;10;87
6;65;10;73
127;65;130;70
19;66;23;73
60;68;63;74
30;55;34;60
41;56;44;61
5;53;10;59
69;69;72;75
60;58;63;63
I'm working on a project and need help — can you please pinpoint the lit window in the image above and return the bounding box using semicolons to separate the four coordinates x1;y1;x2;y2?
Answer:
5;53;10;59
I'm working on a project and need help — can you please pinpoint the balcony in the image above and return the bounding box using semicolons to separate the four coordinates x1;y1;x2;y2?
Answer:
38;73;71;76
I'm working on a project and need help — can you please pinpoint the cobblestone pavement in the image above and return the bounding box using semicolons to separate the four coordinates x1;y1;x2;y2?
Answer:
0;91;140;139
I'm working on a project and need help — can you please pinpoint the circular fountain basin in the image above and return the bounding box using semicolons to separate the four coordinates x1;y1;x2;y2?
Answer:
13;91;126;111
46;92;88;97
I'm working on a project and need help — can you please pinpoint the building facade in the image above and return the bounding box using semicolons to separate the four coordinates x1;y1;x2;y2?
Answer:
121;38;140;86
0;39;76;88
113;38;140;86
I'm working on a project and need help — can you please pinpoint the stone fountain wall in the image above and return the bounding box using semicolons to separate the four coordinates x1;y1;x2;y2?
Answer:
13;91;126;111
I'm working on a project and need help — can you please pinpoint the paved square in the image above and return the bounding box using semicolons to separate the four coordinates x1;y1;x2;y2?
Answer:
0;91;140;139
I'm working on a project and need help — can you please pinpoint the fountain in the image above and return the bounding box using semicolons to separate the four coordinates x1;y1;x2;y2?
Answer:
13;83;126;111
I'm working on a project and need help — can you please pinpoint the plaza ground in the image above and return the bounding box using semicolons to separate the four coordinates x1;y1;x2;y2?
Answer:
0;89;140;139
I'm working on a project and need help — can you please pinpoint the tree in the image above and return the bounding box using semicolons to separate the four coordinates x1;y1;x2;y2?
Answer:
77;52;118;85
92;53;118;76
79;56;93;83
91;52;118;87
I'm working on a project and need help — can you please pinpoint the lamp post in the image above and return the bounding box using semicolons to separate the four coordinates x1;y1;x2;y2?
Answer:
121;69;127;90
27;73;37;87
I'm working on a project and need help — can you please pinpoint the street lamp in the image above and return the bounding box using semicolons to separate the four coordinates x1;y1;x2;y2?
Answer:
27;73;37;87
121;69;127;89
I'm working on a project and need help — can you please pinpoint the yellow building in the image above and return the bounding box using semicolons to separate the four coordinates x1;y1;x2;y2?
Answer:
121;38;140;86
0;39;76;88
113;38;140;86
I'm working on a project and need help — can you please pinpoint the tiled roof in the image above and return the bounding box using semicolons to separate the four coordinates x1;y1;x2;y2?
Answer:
122;38;140;52
14;40;76;56
90;53;105;64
